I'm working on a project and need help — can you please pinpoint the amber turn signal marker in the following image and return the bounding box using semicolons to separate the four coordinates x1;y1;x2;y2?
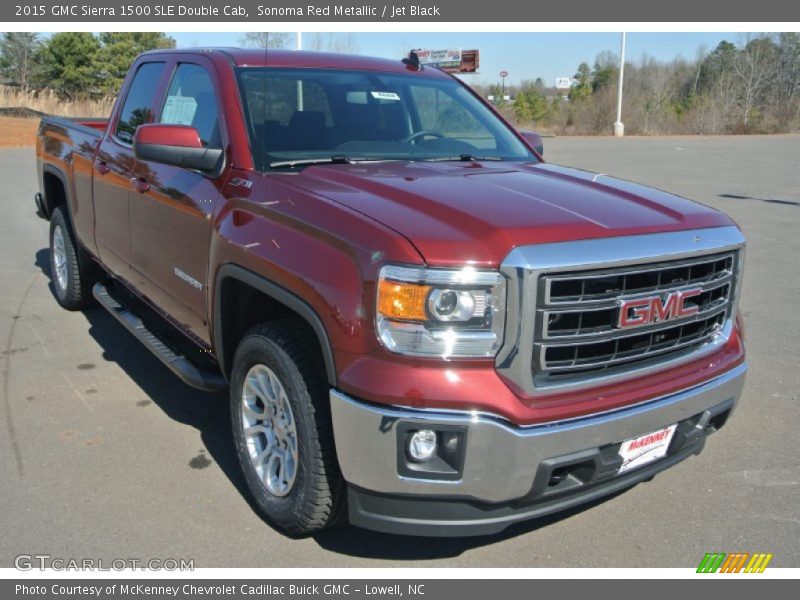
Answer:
378;279;430;321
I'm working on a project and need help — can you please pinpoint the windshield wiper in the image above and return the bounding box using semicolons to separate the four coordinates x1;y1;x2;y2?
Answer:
421;154;505;162
268;155;403;169
269;155;353;169
270;154;506;168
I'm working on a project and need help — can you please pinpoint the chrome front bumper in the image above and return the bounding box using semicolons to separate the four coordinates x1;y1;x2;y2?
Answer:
330;363;747;505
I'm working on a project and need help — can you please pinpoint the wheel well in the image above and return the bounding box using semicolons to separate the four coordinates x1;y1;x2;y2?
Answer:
42;170;67;219
217;275;336;386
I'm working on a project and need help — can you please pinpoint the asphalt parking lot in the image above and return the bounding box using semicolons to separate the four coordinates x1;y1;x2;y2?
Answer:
1;135;798;568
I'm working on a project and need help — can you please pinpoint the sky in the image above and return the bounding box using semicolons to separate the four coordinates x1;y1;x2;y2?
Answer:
167;31;747;86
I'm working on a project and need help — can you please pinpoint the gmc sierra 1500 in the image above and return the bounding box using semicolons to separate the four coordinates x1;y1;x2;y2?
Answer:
35;48;746;537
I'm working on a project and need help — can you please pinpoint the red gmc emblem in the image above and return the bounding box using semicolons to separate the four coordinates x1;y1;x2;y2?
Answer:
618;288;702;328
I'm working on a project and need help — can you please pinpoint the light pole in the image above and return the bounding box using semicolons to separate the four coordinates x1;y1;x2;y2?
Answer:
613;32;626;137
296;33;304;111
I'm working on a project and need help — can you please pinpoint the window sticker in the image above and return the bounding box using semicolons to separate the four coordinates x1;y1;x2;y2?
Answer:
161;95;197;126
370;91;400;101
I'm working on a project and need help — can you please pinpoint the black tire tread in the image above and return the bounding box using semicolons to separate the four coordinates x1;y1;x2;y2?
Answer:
49;205;96;310
234;320;346;535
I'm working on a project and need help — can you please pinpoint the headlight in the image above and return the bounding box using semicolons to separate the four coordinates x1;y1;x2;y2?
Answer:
376;265;506;358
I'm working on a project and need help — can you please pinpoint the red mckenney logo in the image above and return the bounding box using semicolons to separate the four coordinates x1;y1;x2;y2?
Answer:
618;288;702;328
627;429;671;450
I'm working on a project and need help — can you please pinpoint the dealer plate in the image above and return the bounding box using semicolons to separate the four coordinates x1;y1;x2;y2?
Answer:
617;424;677;474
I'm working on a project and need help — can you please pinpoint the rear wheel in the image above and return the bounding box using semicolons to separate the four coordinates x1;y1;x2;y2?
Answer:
230;321;345;535
49;205;96;310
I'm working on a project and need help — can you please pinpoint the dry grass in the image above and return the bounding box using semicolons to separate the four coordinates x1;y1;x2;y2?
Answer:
0;86;115;118
0;117;39;147
0;86;114;147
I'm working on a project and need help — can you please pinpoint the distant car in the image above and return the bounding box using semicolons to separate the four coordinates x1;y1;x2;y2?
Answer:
35;48;746;537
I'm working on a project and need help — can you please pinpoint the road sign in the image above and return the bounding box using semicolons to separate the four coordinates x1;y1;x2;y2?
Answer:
499;70;508;78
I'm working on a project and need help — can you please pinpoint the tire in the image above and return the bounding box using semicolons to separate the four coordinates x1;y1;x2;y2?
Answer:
229;320;345;535
49;205;96;311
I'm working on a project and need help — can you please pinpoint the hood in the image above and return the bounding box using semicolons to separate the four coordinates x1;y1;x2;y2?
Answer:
285;160;733;267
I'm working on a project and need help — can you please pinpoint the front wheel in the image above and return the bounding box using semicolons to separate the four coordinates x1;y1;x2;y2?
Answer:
229;321;345;535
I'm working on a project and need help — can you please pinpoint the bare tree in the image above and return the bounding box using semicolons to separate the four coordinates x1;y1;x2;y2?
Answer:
732;35;778;128
774;33;800;116
238;32;292;49
708;70;740;133
627;55;673;134
0;33;40;88
307;33;360;54
689;45;708;99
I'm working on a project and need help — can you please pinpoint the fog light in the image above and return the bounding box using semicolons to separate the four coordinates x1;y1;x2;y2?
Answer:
408;430;437;462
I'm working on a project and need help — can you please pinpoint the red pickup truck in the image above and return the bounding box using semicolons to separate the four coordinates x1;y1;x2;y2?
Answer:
35;48;747;537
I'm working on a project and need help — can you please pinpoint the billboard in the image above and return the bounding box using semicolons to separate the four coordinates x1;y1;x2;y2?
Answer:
412;49;480;73
556;77;577;89
415;48;462;69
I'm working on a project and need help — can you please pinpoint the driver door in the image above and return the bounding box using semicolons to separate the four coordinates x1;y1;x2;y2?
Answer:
129;58;225;344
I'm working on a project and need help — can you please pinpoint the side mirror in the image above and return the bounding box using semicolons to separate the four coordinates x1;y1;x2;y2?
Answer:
133;124;222;172
520;131;544;156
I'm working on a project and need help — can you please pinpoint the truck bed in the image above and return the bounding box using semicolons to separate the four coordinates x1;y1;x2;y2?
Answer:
41;115;108;136
36;115;109;257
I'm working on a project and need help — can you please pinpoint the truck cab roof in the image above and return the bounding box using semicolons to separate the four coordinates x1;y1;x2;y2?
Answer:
139;47;450;77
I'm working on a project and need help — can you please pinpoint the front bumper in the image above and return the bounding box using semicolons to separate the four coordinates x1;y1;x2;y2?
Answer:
330;362;746;536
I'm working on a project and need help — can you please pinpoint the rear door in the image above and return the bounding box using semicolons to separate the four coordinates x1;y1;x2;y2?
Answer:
93;61;167;277
129;58;226;344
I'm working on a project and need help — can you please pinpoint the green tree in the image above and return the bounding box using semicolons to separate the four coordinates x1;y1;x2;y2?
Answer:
697;40;737;92
592;51;618;91
514;82;551;125
569;62;592;102
39;32;101;96
0;33;41;88
96;33;175;94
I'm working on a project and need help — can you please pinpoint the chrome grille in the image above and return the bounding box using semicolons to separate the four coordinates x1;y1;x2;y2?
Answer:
545;254;734;305
533;251;739;385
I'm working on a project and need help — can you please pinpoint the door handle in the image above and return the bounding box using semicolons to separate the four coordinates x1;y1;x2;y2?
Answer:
95;159;109;175
131;177;150;193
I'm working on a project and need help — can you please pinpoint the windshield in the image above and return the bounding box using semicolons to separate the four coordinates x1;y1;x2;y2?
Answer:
235;67;537;170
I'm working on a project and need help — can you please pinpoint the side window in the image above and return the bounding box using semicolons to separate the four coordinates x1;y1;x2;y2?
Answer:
160;63;222;149
115;62;165;144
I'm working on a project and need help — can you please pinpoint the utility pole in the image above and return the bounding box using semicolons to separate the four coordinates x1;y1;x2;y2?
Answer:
613;32;626;137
